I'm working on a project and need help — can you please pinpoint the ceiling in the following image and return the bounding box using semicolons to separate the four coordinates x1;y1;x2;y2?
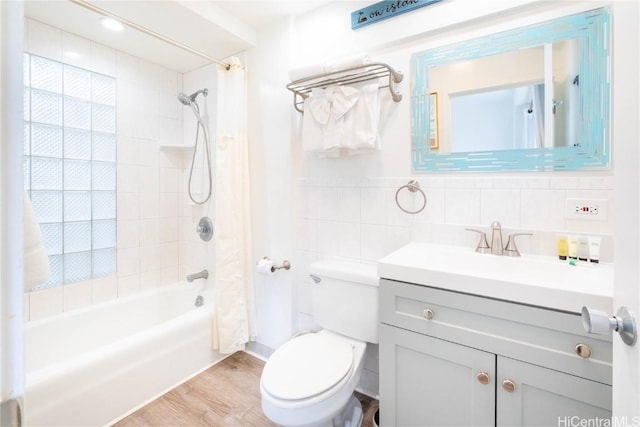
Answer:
24;0;329;73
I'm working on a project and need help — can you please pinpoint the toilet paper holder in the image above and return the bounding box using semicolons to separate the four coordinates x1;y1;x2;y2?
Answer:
581;305;637;346
261;257;291;273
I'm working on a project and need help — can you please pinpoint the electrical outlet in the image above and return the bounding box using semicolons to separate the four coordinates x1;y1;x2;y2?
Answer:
566;198;608;221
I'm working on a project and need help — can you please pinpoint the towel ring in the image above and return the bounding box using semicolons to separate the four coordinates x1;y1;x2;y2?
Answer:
395;180;427;214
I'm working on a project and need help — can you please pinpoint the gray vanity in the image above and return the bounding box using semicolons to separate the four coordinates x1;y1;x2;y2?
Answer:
377;243;613;426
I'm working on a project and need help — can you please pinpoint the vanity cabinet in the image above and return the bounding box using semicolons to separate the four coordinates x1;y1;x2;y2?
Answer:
379;278;613;427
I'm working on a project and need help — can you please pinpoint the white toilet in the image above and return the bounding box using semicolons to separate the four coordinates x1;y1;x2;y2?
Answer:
260;260;379;427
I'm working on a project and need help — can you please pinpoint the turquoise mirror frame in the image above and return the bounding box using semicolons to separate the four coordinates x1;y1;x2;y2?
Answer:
411;8;611;172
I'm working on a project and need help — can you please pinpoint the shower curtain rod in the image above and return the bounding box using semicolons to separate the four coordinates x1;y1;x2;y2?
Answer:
68;0;231;70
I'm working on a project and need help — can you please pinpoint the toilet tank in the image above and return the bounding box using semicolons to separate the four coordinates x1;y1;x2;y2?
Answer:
309;260;379;344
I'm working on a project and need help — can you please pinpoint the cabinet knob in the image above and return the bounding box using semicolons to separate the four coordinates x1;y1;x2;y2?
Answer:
476;371;490;385
575;343;592;359
422;308;434;320
502;379;516;393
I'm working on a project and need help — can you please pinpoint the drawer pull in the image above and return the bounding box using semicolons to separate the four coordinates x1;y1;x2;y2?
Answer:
476;371;490;385
575;343;592;359
423;308;434;320
502;379;516;393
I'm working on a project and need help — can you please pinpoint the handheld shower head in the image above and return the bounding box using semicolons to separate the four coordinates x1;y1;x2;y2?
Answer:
177;93;191;106
177;88;208;106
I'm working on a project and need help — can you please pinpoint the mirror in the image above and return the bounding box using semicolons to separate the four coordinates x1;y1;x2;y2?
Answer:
411;8;610;172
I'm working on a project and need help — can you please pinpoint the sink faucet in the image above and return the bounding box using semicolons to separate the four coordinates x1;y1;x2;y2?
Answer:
490;221;503;256
187;269;208;282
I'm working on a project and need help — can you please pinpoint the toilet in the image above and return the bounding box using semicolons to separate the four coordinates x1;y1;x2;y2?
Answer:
260;260;379;427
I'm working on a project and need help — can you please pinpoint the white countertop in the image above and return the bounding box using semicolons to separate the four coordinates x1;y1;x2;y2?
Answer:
378;242;614;314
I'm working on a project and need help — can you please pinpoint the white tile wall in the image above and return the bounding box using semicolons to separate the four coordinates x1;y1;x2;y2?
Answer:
25;18;185;321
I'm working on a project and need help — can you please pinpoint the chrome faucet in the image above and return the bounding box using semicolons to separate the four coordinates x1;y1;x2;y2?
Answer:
490;221;503;256
187;269;208;282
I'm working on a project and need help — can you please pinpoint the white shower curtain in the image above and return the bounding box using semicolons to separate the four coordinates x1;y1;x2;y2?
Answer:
212;57;257;354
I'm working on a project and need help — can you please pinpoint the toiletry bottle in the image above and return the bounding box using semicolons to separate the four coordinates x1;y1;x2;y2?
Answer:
589;236;601;263
557;236;568;260
568;235;578;260
578;236;589;261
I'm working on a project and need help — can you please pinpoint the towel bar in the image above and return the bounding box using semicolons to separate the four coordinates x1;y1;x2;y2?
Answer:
286;62;403;113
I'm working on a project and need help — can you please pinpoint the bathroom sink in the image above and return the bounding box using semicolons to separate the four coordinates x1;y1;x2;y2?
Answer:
377;242;613;314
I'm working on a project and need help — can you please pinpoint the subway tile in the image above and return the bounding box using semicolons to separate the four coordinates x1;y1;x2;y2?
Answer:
62;280;92;312
337;222;361;259
317;187;338;220
159;118;180;146
480;189;521;228
160;266;180;285
117;192;140;220
117;247;140;277
300;187;318;220
337;187;361;222
116;164;139;192
550;175;614;190
117;274;140;297
444;188;481;225
140;269;161;290
297;219;317;252
412;188;445;224
385;226;411;255
116;51;140;83
139;219;159;245
159;217;179;242
29;286;63;320
159;193;179;218
445;176;493;189
360;187;386;225
90;42;117;76
160;168;180;193
493;175;549;189
520;189;566;231
116;219;139;249
361;224;386;262
61;32;91;69
140;245;161;273
28;20;62;61
92;275;117;303
159;242;179;267
297;281;313;314
316;220;338;258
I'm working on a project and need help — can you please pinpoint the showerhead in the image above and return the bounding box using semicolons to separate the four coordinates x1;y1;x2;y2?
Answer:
177;88;208;106
177;93;191;106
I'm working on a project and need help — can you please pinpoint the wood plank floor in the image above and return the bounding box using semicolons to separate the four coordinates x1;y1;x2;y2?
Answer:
113;351;379;427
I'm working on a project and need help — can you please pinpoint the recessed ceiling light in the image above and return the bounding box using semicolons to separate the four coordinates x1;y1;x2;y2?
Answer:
101;18;124;32
63;51;81;60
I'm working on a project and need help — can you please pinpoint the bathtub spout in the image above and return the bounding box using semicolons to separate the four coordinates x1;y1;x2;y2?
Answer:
187;269;208;282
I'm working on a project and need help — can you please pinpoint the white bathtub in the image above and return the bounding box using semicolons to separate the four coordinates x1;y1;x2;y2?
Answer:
25;282;223;427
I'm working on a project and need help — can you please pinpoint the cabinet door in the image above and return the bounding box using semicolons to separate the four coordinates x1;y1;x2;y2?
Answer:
497;356;612;426
379;324;495;427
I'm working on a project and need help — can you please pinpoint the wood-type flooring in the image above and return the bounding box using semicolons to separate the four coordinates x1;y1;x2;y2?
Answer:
113;351;379;427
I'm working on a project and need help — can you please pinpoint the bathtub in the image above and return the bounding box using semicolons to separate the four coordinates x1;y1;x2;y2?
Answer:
25;282;223;427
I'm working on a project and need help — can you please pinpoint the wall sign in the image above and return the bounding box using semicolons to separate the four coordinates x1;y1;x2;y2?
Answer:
351;0;442;30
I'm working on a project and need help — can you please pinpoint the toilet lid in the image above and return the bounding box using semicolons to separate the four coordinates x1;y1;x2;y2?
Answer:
261;333;354;401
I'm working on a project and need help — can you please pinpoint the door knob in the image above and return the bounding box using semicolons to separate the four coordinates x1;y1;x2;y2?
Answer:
581;306;637;346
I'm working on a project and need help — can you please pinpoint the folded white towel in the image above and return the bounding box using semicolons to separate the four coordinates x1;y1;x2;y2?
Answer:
289;63;324;82
343;83;381;151
324;53;371;73
24;191;50;289
305;86;360;153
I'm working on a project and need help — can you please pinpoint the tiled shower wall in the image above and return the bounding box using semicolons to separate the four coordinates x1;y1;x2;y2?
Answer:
25;18;186;321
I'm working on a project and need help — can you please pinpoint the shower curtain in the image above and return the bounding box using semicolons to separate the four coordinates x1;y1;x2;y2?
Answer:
212;57;257;354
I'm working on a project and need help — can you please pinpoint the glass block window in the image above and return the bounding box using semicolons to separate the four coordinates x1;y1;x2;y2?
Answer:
24;53;117;290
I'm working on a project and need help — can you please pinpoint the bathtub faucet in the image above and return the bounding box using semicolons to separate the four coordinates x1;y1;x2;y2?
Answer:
187;269;208;282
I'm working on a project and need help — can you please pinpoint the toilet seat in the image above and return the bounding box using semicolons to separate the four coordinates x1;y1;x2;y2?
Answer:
261;332;354;401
